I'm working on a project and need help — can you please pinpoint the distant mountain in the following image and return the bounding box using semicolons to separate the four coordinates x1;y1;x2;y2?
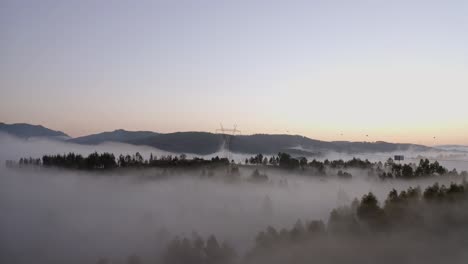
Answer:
0;122;69;139
130;132;225;155
70;129;431;155
229;135;430;155
71;131;224;155
229;134;326;155
2;122;432;155
69;129;158;145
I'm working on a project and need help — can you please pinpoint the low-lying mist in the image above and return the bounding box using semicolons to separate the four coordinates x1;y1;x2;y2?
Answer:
2;166;466;264
3;132;468;170
2;133;468;263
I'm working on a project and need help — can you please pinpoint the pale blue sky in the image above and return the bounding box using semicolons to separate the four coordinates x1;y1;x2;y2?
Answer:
1;0;467;144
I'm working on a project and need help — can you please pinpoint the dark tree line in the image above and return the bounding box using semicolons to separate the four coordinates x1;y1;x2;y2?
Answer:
244;153;467;180
10;152;231;170
245;152;301;169
379;158;457;179
246;153;373;171
245;180;468;263
42;152;117;169
162;234;236;264
254;181;468;243
9;152;468;181
156;180;468;264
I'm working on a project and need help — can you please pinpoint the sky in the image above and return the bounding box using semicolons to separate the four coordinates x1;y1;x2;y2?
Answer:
1;0;467;145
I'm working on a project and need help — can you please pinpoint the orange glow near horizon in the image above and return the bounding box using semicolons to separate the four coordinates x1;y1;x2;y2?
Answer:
1;1;468;146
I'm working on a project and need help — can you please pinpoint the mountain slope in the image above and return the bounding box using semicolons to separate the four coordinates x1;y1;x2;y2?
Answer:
2;122;431;155
69;129;158;145
70;130;223;155
0;122;69;138
230;135;429;155
130;132;224;155
74;130;430;155
229;134;327;154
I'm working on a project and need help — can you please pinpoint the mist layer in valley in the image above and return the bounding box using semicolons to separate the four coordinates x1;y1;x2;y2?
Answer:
2;134;468;264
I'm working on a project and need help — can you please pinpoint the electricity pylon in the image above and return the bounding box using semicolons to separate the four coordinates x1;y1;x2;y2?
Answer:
216;123;241;162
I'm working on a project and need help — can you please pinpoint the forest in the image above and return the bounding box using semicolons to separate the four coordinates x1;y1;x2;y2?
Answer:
91;180;468;264
4;150;468;264
5;151;468;263
7;152;468;181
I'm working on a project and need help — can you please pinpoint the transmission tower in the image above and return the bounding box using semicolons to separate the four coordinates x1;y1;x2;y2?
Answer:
216;123;241;162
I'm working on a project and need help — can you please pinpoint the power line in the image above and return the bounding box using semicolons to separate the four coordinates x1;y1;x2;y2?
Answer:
215;123;241;161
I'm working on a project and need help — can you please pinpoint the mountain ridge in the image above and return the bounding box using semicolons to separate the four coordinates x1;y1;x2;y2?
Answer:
1;122;432;155
0;122;69;138
70;129;158;145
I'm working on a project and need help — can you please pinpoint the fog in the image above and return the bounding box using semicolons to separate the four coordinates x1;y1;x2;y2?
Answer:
2;132;468;171
316;147;468;172
2;134;468;263
0;133;177;162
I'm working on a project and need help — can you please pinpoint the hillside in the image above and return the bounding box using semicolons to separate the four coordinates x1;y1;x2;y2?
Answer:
0;122;69;139
70;129;158;145
69;130;431;155
3;122;432;155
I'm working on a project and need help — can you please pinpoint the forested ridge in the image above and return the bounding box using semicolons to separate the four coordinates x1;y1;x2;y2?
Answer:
90;181;468;264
